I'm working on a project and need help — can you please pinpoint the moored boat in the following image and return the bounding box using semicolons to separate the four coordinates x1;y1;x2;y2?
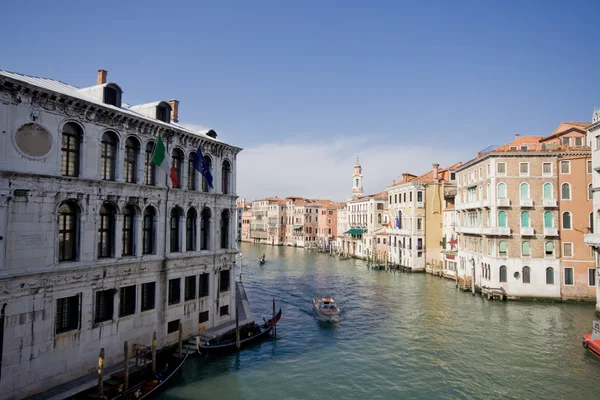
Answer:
312;297;340;321
583;320;600;358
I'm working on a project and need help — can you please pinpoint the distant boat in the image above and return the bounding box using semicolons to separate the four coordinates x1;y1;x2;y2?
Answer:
259;255;266;265
312;297;340;322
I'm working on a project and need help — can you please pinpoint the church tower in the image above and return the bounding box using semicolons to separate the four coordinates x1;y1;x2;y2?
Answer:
352;158;363;199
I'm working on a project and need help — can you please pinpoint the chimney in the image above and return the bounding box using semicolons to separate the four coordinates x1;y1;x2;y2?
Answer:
168;99;179;123
97;69;107;85
432;163;440;182
515;134;520;140
392;180;396;185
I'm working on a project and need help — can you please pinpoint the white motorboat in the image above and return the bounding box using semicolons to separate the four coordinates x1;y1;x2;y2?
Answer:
312;297;340;321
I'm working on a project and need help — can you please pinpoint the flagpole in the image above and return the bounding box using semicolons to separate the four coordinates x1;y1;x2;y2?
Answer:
162;133;170;331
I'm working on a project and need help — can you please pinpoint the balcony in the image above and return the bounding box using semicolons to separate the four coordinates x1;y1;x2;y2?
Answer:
496;198;510;207
520;227;535;236
416;201;425;209
544;228;559;236
543;199;558;208
456;226;483;235
484;227;511;236
519;199;534;207
481;199;491;208
584;233;600;248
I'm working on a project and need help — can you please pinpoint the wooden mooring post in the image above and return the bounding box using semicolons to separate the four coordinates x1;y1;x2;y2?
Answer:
235;307;240;350
124;341;130;390
97;348;104;398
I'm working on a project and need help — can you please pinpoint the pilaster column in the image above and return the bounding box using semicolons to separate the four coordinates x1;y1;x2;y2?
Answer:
114;213;123;258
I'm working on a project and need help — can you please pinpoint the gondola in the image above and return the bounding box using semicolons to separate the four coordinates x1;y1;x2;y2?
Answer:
259;258;266;265
198;308;282;354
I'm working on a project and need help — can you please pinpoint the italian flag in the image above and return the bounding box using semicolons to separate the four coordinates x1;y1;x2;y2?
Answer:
151;136;179;187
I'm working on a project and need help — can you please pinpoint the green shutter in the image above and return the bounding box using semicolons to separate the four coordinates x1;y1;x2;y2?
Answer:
498;211;507;227
544;212;552;228
543;183;552;200
520;211;530;228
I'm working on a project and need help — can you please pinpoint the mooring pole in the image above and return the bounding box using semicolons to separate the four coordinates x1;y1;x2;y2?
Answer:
124;341;129;390
152;331;157;374
178;323;183;359
235;307;240;350
272;297;276;338
98;348;104;398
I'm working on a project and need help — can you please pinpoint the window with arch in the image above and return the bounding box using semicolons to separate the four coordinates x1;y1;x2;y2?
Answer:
142;207;155;254
497;183;507;199
478;186;483;200
201;208;211;250
170;207;183;252
100;132;118;181
522;241;531;257
58;201;78;261
590;212;594;233
220;209;230;249
589;183;593;200
124;137;139;184
103;84;122;107
522;266;530;283
520;211;530;227
545;241;554;257
544;211;553;228
172;149;183;189
188;153;197;191
543;183;552;199
498;211;507;227
377;214;382;224
186;208;197;251
61;123;82;177
486;183;490;200
202;156;213;192
222;160;231;195
144;141;156;185
498;240;507;256
122;205;136;256
562;212;572;229
499;265;507;282
546;267;554;284
561;183;571;200
98;203;116;258
520;183;530;199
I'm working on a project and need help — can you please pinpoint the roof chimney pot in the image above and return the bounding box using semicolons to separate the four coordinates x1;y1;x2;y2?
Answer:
515;134;520;140
432;163;440;182
97;69;107;85
168;99;179;123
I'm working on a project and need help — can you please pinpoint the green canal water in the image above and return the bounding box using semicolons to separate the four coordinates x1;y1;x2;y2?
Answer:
158;243;600;399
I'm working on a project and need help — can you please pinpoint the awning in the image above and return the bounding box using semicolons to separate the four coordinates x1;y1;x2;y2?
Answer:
467;185;477;190
344;228;366;235
293;225;303;229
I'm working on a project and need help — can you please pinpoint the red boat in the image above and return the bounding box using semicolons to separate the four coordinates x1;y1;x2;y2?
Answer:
583;334;600;358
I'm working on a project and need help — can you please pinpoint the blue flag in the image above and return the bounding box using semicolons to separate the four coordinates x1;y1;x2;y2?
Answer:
193;146;213;189
395;217;400;229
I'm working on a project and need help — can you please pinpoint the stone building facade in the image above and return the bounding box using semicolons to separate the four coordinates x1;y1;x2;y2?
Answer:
0;70;241;399
584;109;600;313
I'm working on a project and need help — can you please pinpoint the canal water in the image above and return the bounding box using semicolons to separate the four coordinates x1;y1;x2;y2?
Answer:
158;243;600;399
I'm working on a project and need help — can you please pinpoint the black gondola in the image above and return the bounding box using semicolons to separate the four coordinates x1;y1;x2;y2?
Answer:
259;258;266;265
198;309;282;354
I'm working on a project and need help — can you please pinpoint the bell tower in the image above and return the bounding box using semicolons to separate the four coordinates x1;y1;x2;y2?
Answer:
352;158;363;199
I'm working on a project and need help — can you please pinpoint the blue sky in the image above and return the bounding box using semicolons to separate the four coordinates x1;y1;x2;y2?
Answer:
2;1;599;200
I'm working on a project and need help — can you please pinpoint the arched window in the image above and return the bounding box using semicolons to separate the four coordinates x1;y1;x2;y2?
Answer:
520;211;530;227
590;212;594;233
589;183;593;200
145;141;156;185
543;183;552;199
186;208;197;251
522;241;530;257
201;208;211;250
221;209;230;249
98;203;116;258
499;240;507;256
499;265;507;282
122;205;136;256
58;201;78;261
498;211;507;227
202;156;213;192
61;123;82;177
544;211;553;228
222;160;231;195
142;207;155;254
486;183;490;200
378;213;382;224
562;212;572;229
522;266;530;283
520;183;530;199
546;267;554;284
497;183;507;199
478;186;483;200
170;207;183;252
100;132;118;181
124;137;139;184
561;183;571;200
172;149;183;189
188;152;197;190
398;211;402;229
545;241;554;256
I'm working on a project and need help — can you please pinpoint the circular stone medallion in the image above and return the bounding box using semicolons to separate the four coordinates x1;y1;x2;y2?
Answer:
15;123;53;158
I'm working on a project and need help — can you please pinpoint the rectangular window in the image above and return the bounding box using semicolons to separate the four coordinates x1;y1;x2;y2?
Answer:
497;163;506;175
168;278;181;305
417;238;423;250
519;163;529;176
417;218;422;230
167;319;180;334
220;305;229;316
542;162;552;176
94;289;114;324
410;192;413;202
450;172;456;181
589;268;596;287
564;267;574;285
220;270;230;293
119;285;136;317
560;160;570;174
588;160;593;174
417;191;423;203
141;282;156;311
563;242;573;257
55;294;80;334
561;137;570;146
199;310;209;324
575;137;583;147
597;136;600;150
184;275;196;301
